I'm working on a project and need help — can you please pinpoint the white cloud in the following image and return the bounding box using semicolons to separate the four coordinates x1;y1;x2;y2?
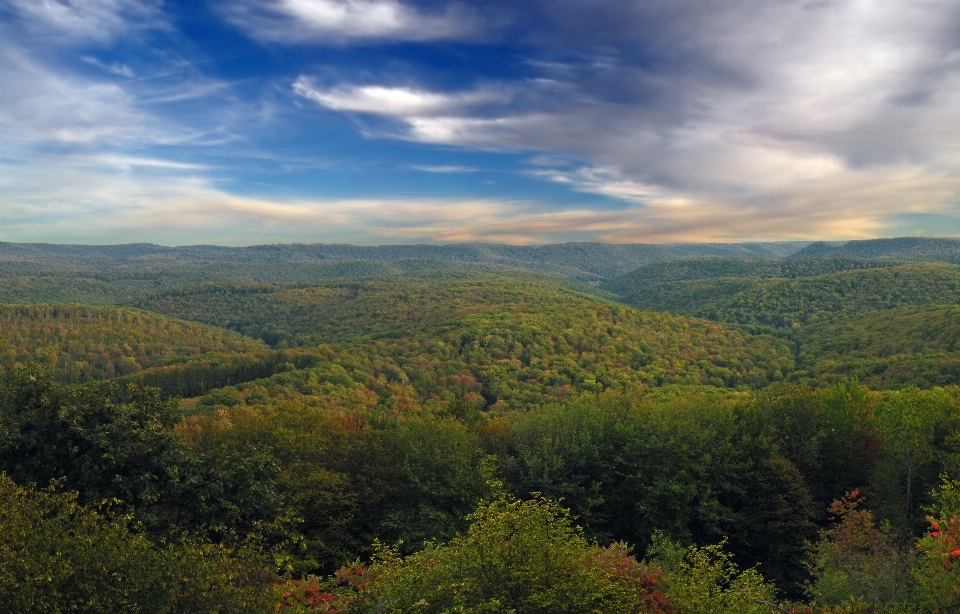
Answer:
81;55;135;77
407;165;479;173
293;0;960;239
0;45;230;148
293;79;509;116
3;0;958;245
0;46;149;145
5;146;955;246
7;0;162;43
222;0;479;44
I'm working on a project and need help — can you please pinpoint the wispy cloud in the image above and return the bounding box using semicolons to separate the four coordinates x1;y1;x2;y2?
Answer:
0;46;150;145
7;0;163;43
293;0;960;240
293;79;509;117
222;0;481;45
2;0;958;246
6;147;954;246
81;55;135;77
0;45;233;147
407;165;479;173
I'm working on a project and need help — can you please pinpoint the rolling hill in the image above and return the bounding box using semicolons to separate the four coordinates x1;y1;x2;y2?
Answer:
123;273;795;408
0;240;812;287
789;237;960;261
0;304;268;382
792;305;960;388
609;262;960;328
600;257;907;296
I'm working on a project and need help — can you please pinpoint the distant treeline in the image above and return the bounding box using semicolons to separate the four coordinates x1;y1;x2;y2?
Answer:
0;239;812;283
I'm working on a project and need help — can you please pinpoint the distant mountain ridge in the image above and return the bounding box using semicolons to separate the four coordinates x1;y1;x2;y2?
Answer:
789;237;960;261
0;240;812;282
600;256;908;296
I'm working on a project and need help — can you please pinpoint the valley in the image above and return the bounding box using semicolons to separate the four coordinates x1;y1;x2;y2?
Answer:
3;237;960;612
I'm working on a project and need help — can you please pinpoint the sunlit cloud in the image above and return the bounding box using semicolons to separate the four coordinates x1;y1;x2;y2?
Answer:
1;0;957;246
292;0;960;242
5;149;954;246
293;80;510;117
222;0;480;44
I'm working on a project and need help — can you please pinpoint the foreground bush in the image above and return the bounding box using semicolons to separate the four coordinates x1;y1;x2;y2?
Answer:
913;476;960;613
279;495;787;614
0;474;276;614
361;495;672;613
646;533;776;614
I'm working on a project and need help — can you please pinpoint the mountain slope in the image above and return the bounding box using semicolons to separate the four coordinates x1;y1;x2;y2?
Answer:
0;305;268;381
601;257;906;296
793;305;960;388
127;273;795;407
0;240;812;285
789;237;960;261
612;263;960;328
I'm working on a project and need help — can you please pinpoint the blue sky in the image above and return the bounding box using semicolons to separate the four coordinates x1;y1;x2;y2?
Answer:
1;0;958;245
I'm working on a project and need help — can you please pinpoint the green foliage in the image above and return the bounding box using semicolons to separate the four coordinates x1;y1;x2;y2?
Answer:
614;262;960;329
869;387;960;533
117;348;323;399
794;306;960;389
912;476;960;613
738;383;875;513
0;369;288;539
0;369;191;524
789;237;960;262
0;473;276;614
0;240;812;288
601;257;907;296
805;491;914;611
0;275;130;305
133;276;794;409
6;247;960;611
0;304;267;382
646;532;776;614
357;495;673;613
499;388;817;598
180;402;493;575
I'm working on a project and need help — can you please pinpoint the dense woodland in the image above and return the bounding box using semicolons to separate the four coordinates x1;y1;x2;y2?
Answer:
3;238;960;613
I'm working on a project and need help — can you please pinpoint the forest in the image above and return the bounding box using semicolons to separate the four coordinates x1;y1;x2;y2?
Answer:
3;238;960;613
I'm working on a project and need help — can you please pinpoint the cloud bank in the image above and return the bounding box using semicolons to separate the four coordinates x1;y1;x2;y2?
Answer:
0;0;957;245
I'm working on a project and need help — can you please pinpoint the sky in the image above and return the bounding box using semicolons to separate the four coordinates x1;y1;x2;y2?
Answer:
0;0;958;246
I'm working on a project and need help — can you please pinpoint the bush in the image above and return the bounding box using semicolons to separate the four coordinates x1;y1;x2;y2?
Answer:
353;495;673;613
647;532;776;614
0;474;276;613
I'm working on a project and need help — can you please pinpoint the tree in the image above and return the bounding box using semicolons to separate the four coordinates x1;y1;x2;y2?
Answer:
646;532;776;614
913;476;960;613
355;495;673;613
0;474;276;614
871;387;957;532
806;491;913;609
0;369;190;528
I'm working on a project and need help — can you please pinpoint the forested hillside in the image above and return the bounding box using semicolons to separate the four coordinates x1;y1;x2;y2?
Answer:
792;305;960;388
0;305;267;381
0;239;811;285
121;274;793;407
4;240;960;613
601;256;907;295
0;275;133;305
0;259;514;301
790;236;960;261
612;262;960;328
